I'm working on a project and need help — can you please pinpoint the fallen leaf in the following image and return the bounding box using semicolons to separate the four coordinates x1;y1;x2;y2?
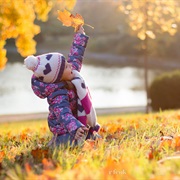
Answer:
31;148;49;162
174;135;180;151
102;157;131;180
0;151;5;162
82;139;95;151
42;158;55;170
159;136;173;149
147;146;161;160
24;163;32;174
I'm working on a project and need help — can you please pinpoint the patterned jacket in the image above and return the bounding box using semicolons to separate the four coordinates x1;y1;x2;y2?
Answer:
31;33;89;137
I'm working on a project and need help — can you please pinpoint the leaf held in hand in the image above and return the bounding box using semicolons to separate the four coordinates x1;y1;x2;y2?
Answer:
57;9;72;27
57;9;94;32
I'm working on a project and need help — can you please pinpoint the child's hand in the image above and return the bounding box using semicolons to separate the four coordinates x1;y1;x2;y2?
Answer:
76;25;85;34
75;126;89;140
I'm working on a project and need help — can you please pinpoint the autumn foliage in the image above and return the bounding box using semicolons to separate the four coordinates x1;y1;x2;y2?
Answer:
0;0;76;70
1;110;180;179
119;0;180;40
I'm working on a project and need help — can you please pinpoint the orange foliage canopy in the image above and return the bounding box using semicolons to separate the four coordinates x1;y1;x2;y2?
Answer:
0;0;77;71
119;0;180;40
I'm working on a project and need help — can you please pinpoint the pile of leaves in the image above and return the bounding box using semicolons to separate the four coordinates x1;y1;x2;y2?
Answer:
0;110;180;179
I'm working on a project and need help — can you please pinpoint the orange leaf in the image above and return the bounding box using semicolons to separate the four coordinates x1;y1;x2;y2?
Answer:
82;139;95;151
57;9;72;27
71;13;84;32
159;136;173;149
25;163;32;174
43;166;62;178
0;151;5;162
57;9;93;32
42;158;55;170
102;158;129;180
31;148;49;162
174;135;180;151
148;149;154;160
20;132;28;140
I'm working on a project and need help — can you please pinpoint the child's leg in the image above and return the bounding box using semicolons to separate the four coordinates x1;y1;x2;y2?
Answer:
48;133;77;147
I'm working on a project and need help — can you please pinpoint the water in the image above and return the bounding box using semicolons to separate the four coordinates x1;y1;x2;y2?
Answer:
0;62;153;115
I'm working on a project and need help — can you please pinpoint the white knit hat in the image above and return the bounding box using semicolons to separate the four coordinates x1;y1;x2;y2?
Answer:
24;53;65;83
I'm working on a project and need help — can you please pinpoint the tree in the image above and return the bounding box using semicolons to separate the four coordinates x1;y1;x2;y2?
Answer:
0;0;76;70
119;0;180;113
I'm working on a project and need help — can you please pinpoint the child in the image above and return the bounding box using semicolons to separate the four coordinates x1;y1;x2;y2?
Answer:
24;26;100;147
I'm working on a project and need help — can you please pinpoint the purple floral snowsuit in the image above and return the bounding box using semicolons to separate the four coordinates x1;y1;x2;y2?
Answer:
31;33;90;146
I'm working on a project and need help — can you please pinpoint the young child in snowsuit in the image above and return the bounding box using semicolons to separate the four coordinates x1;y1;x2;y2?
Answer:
24;26;100;146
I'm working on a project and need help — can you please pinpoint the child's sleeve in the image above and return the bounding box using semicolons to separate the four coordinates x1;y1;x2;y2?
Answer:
68;33;89;72
48;92;84;136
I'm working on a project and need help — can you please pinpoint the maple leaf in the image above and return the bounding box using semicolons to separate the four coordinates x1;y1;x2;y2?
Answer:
71;13;84;32
0;151;5;162
82;139;95;151
172;135;180;151
57;9;93;32
57;9;72;27
31;148;49;162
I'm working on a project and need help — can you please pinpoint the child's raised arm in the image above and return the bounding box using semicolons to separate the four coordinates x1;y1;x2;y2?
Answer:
68;25;89;72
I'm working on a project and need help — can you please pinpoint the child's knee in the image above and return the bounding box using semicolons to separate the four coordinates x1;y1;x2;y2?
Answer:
49;133;75;147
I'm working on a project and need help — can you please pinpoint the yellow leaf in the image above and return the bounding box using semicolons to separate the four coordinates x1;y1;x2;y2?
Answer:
161;25;168;32
168;28;177;36
131;25;138;31
137;30;146;40
146;30;156;39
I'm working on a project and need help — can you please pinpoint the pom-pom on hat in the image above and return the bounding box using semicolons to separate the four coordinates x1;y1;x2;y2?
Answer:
24;53;65;83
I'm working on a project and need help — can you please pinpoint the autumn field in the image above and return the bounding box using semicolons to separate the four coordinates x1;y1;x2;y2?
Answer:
0;110;180;180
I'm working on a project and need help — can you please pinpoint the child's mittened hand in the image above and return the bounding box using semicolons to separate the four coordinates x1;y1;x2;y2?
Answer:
76;25;85;34
75;126;89;140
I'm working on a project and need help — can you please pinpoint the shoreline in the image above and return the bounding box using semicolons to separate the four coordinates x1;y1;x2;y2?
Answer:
7;48;180;71
0;106;146;123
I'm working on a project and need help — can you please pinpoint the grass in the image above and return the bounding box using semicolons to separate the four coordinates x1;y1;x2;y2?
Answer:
0;110;180;179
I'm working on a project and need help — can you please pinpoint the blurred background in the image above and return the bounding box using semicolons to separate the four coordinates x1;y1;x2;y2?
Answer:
0;0;180;115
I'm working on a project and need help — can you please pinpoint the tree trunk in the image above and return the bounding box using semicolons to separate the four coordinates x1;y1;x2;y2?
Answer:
144;37;149;113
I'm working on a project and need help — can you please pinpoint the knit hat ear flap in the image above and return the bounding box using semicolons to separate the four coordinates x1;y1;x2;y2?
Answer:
24;55;38;71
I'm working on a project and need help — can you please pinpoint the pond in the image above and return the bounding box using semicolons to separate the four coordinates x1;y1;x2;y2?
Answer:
0;62;156;115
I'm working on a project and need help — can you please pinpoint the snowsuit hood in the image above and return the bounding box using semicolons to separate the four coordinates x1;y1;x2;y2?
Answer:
31;75;67;100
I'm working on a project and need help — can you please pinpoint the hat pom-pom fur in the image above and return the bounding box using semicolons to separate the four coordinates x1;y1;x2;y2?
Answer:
24;55;38;71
